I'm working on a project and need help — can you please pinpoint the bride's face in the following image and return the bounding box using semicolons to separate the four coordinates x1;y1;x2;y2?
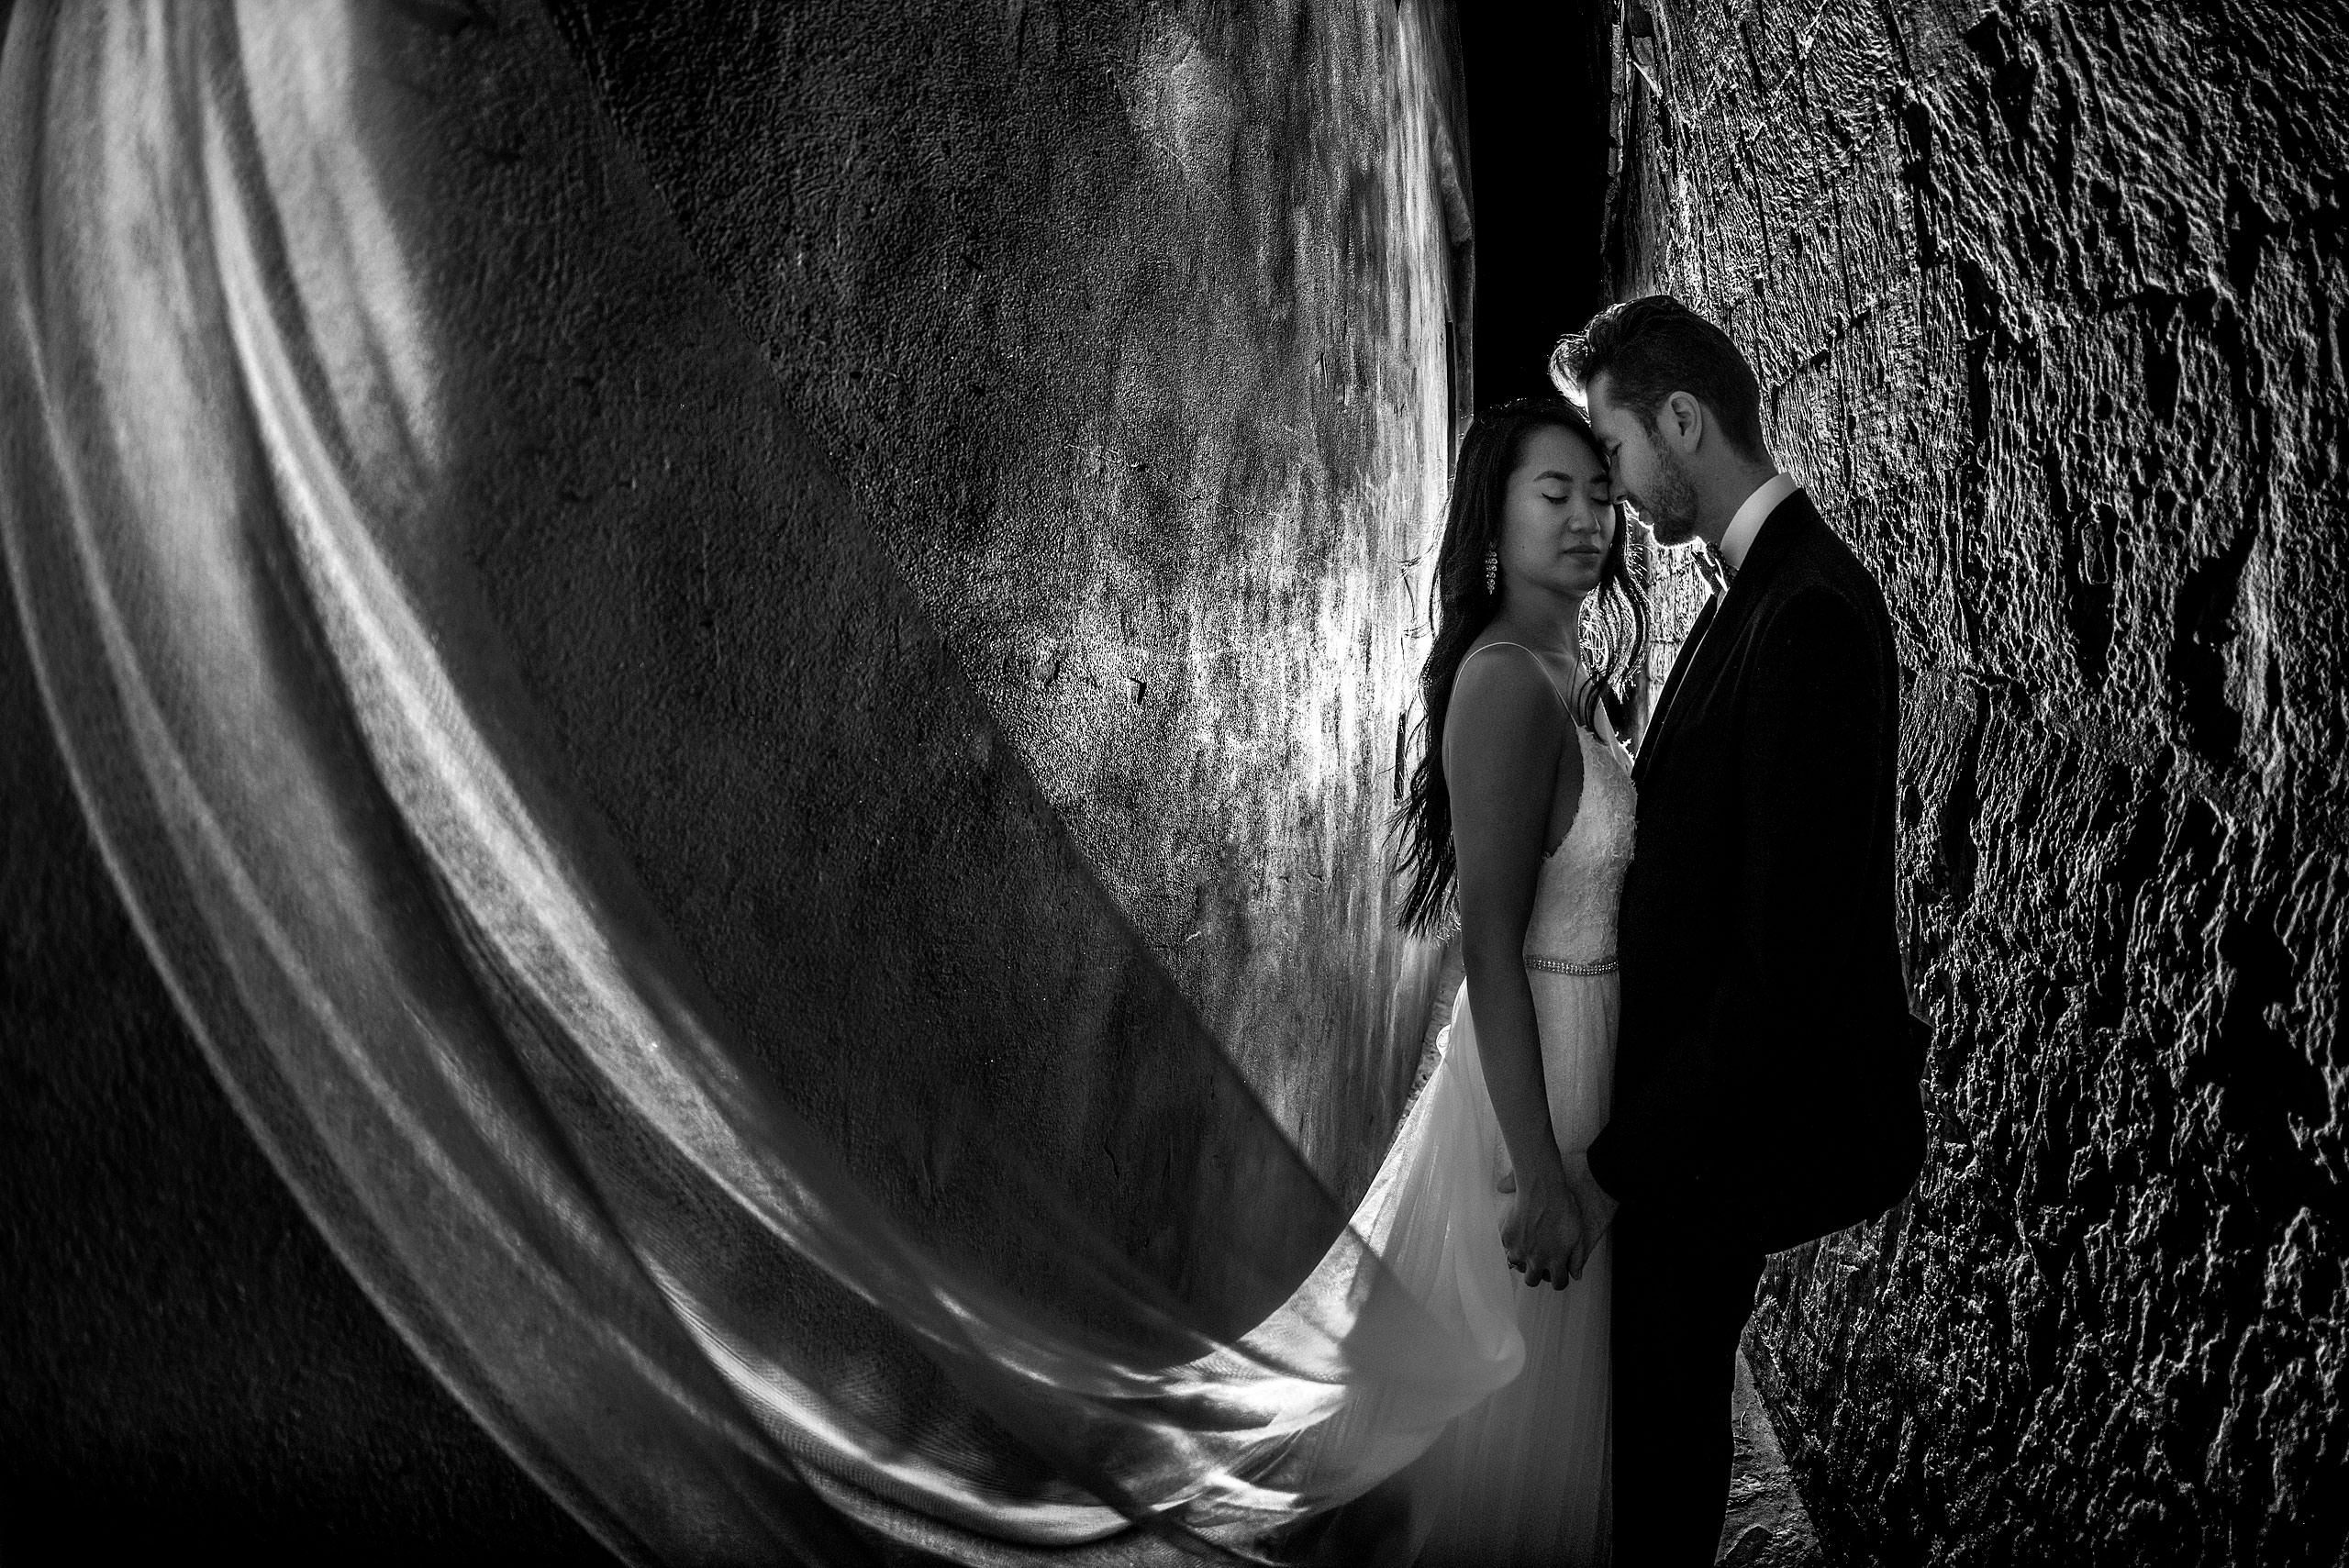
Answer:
1498;425;1615;602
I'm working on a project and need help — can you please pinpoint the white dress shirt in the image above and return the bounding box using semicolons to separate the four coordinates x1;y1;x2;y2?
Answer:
1717;471;1800;575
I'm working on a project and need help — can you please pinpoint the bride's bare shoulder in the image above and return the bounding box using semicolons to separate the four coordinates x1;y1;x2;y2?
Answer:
1450;639;1564;720
1443;641;1573;790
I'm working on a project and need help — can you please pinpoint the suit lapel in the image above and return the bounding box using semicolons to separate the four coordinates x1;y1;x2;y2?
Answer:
1631;493;1820;788
1633;594;1716;787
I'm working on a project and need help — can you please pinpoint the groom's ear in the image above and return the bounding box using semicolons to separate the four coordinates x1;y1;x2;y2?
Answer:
1658;389;1708;453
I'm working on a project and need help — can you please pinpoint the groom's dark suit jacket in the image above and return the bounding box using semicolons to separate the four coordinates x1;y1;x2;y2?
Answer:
1588;489;1926;1252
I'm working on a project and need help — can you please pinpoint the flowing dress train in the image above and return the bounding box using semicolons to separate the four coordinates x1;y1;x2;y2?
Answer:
1346;707;1634;1565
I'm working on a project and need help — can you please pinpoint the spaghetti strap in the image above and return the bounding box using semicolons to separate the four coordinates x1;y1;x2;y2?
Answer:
1461;639;1575;718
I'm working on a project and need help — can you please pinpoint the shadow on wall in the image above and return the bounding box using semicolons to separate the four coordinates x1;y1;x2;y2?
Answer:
1609;2;2349;1564
0;0;1472;1555
544;0;1475;1207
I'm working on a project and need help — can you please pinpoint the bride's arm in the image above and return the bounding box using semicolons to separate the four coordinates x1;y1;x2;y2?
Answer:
1446;649;1587;1288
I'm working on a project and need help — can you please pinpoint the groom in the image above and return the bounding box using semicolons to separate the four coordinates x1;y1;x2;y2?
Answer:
1549;297;1927;1563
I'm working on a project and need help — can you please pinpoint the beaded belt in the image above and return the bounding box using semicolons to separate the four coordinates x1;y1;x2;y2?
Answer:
1523;955;1618;976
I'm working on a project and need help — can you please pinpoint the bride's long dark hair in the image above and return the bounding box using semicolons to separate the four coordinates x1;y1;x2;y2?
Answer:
1392;397;1649;938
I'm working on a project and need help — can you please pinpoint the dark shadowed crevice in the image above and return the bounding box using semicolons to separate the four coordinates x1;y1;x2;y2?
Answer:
1454;5;1613;405
2166;517;2256;769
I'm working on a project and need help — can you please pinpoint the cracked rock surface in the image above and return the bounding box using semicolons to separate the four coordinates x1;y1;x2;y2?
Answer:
1612;3;2349;1563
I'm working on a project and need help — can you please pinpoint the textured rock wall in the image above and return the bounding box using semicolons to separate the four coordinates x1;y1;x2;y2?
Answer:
1610;3;2349;1563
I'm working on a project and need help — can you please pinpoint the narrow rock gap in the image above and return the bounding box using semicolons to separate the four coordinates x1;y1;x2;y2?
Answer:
1451;11;1824;1562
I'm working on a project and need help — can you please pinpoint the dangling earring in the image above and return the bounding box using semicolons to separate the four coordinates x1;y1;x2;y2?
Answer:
1484;544;1499;597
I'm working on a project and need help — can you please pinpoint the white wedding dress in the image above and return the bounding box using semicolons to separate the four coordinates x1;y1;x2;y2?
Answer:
1344;657;1634;1565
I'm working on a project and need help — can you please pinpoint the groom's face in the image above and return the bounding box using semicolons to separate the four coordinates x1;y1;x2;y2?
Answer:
1586;373;1701;547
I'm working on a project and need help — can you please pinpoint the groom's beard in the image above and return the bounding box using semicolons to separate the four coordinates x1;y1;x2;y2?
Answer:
1634;447;1704;547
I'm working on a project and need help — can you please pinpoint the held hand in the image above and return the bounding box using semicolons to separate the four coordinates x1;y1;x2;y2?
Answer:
1557;1150;1620;1277
1497;1164;1587;1291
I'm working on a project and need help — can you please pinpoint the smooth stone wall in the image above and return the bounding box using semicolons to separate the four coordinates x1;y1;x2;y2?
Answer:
0;0;1470;1553
546;0;1472;1205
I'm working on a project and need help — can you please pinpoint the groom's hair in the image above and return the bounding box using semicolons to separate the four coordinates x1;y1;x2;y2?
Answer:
1549;295;1768;461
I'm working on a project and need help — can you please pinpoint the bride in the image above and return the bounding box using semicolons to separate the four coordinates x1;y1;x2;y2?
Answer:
1339;394;1648;1564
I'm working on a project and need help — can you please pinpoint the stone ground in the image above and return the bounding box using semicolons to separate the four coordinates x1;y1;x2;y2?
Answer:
1720;1352;1826;1568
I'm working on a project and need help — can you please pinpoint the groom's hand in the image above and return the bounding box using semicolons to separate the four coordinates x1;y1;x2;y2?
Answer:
1497;1162;1586;1291
1556;1149;1619;1279
1498;1154;1618;1284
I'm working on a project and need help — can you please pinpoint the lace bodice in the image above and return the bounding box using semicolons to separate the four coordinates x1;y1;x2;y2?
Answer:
1523;722;1636;972
1449;640;1637;973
